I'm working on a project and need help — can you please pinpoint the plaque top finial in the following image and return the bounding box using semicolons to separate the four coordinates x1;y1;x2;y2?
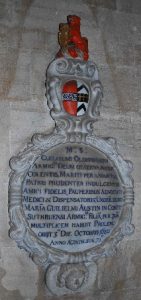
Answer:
56;15;89;61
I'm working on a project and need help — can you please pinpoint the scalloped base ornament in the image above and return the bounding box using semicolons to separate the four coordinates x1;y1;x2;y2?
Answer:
45;262;97;295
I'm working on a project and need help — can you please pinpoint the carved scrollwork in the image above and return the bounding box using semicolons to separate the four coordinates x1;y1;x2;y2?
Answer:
55;58;70;74
54;58;98;79
32;132;67;148
46;58;103;138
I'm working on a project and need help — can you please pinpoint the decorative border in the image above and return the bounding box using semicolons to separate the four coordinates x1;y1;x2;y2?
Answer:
9;131;134;268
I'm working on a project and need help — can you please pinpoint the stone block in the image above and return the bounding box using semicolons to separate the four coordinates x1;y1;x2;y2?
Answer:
0;101;10;172
96;7;141;45
117;0;141;14
134;44;141;65
97;239;141;292
24;0;92;33
88;29;108;66
110;66;139;112
98;65;124;113
0;245;38;299
9;110;52;154
0;176;9;244
94;113;134;146
86;0;117;10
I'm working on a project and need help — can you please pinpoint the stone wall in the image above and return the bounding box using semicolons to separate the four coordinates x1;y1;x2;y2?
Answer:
0;0;141;299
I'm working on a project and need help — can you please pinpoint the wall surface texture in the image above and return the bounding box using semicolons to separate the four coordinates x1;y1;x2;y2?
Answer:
0;0;141;299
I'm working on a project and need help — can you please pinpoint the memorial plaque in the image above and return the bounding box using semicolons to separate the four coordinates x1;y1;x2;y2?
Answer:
9;15;134;295
22;143;124;252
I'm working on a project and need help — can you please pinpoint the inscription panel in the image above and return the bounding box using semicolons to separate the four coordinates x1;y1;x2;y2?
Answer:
22;143;124;252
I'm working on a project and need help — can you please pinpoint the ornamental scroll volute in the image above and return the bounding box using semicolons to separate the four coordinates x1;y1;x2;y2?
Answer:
8;15;134;296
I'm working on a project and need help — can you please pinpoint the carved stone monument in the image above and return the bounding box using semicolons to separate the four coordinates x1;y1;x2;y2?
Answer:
9;15;134;295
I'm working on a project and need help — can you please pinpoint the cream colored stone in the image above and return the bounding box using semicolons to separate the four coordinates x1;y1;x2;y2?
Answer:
9;110;53;155
0;246;38;299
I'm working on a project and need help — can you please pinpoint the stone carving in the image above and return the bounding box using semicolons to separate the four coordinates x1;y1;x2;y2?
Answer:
45;262;97;295
56;263;89;291
46;57;102;145
8;15;134;295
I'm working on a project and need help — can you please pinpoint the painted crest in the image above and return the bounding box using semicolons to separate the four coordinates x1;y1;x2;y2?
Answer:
62;80;89;116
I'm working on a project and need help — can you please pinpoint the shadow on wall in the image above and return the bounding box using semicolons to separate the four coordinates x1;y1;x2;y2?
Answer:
0;267;24;300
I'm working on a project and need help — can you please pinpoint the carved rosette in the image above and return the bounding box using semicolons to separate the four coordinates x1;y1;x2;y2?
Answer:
45;262;97;295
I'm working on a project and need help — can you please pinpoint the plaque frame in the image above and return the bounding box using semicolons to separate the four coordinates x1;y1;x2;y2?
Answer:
9;58;134;262
9;57;134;293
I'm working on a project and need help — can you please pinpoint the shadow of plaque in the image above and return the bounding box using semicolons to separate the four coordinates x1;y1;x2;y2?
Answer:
8;16;134;296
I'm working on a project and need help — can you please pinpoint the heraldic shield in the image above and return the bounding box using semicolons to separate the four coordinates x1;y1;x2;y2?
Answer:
62;80;89;116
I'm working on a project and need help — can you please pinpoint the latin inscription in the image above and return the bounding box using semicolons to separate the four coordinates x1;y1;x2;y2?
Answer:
22;143;124;252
